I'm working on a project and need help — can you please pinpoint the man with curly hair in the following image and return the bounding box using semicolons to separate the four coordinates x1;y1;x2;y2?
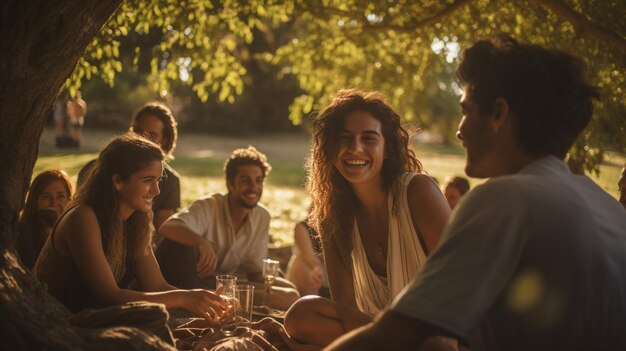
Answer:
156;146;299;309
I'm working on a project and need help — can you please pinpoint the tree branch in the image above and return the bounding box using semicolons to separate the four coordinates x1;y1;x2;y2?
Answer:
528;0;626;58
361;0;473;33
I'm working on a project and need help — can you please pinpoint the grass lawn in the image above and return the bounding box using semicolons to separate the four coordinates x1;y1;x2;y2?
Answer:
34;128;624;246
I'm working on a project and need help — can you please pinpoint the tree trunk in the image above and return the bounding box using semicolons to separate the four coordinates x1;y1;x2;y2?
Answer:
0;2;172;349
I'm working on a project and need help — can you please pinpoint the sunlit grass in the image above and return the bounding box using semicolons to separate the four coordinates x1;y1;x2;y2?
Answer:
34;131;624;247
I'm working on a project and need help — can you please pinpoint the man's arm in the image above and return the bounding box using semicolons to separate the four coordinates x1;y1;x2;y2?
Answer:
325;310;437;350
153;209;174;232
159;218;218;277
159;218;205;246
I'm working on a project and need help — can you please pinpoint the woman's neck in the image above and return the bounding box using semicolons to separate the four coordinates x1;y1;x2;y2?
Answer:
351;181;387;217
118;203;134;221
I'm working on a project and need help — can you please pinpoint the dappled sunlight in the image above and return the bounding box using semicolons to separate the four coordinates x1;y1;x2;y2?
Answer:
507;270;544;313
33;130;624;245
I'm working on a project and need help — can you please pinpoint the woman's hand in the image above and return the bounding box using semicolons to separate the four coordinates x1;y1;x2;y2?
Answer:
180;289;232;323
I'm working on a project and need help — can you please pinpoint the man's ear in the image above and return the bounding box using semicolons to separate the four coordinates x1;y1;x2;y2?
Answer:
112;174;123;191
491;97;510;132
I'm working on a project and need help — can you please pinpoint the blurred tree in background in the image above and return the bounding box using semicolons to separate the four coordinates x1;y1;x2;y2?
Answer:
67;0;624;172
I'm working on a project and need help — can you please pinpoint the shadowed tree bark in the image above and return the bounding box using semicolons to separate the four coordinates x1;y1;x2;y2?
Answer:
0;2;173;349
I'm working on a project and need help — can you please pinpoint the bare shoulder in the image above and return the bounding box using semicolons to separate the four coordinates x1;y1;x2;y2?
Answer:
407;173;441;199
58;205;100;239
63;205;98;226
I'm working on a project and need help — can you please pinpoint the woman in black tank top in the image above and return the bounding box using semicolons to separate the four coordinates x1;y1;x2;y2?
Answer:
34;133;231;323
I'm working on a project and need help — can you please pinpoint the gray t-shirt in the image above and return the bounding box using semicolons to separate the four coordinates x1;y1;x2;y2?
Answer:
392;156;626;351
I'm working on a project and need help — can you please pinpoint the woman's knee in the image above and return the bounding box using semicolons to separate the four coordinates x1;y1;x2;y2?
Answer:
284;296;328;335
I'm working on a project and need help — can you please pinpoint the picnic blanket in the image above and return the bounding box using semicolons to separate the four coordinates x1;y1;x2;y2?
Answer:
69;302;309;351
172;317;292;351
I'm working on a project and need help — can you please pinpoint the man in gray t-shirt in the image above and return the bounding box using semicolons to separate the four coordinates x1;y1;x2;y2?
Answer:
325;35;626;351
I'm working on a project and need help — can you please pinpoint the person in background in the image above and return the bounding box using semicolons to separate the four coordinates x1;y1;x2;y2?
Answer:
618;164;625;210
130;102;181;237
283;89;451;349
442;175;470;209
326;34;626;351
285;219;327;296
53;93;68;141
34;133;230;321
66;91;87;146
18;170;73;269
78;102;181;239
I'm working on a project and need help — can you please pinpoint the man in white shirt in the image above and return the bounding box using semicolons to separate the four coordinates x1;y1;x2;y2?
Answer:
325;35;626;351
156;146;299;309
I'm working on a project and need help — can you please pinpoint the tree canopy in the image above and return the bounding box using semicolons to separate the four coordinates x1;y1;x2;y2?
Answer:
68;0;625;173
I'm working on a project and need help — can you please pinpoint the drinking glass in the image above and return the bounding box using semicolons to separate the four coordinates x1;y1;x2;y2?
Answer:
234;284;255;329
262;258;279;306
217;275;237;334
216;274;237;298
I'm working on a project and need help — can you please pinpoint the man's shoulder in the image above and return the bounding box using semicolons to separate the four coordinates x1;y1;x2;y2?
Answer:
251;202;271;219
182;193;227;213
465;175;528;203
194;193;226;205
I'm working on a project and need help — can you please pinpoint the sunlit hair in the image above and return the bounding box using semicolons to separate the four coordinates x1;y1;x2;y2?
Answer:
456;34;599;159
307;89;422;267
224;146;272;184
130;102;178;159
443;175;470;195
72;133;164;282
19;169;73;245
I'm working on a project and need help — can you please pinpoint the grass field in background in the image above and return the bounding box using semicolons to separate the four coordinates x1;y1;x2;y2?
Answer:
34;128;624;246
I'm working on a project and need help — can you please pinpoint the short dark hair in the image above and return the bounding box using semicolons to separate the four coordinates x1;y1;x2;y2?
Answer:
444;176;470;195
131;102;178;158
456;34;599;159
224;146;271;184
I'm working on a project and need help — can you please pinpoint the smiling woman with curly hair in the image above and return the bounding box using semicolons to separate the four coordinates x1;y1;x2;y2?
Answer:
283;89;450;348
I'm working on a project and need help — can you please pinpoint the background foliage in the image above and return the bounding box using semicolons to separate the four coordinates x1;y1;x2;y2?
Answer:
65;0;625;172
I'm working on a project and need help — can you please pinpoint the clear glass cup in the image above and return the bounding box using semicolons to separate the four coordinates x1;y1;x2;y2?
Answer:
262;258;279;306
216;274;237;298
234;284;255;329
216;275;237;334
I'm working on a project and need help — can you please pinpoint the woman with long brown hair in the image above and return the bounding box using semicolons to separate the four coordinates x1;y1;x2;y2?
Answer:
18;169;73;269
283;89;451;348
34;133;230;321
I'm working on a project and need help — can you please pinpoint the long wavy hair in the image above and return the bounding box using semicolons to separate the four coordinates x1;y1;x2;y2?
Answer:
72;133;164;282
19;170;73;246
307;89;422;268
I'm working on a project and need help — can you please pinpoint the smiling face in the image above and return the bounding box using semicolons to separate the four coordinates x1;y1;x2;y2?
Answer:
36;180;70;214
116;160;163;218
334;110;385;188
134;114;165;150
228;164;264;209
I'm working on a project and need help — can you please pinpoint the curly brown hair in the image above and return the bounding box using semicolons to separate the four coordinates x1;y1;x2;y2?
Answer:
307;89;422;268
224;146;272;184
73;132;164;282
